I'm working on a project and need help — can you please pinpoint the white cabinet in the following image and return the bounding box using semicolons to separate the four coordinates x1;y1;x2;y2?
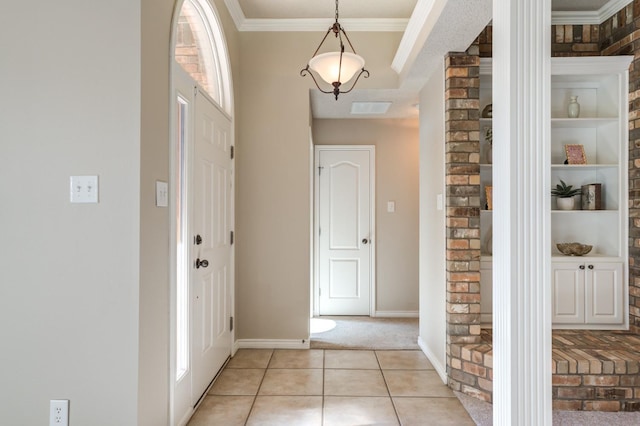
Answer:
552;261;624;327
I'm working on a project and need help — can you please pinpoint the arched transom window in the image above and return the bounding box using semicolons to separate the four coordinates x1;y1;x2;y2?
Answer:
175;0;232;114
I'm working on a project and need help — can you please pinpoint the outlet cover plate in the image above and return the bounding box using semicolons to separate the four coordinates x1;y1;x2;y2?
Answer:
50;399;69;426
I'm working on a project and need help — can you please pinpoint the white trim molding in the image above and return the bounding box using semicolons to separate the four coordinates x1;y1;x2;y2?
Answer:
418;336;447;383
392;0;443;75
239;18;407;32
552;0;632;25
235;339;311;350
222;0;407;32
374;311;419;318
493;0;552;423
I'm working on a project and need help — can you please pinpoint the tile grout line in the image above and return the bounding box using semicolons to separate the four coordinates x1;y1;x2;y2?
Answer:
375;350;403;426
321;349;325;426
243;349;274;426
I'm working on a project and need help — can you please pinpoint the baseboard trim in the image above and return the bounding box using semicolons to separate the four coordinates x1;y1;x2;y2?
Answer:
418;336;447;384
235;339;311;350
373;310;419;318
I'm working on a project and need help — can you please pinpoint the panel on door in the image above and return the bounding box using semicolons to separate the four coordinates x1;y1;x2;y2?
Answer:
191;90;232;403
318;149;372;316
552;263;584;324
586;262;623;324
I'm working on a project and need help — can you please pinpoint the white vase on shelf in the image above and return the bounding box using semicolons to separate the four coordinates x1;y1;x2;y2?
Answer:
567;96;580;118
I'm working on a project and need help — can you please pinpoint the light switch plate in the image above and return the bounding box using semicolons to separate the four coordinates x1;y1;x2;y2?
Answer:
70;176;99;203
156;181;168;207
387;201;395;213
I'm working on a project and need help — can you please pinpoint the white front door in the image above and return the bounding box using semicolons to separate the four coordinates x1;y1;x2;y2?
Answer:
316;147;374;316
191;88;233;403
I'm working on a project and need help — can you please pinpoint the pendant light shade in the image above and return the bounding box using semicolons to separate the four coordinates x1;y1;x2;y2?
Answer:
308;52;365;85
300;0;370;100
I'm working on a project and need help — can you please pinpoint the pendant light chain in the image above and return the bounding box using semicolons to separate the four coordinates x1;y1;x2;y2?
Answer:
335;0;339;23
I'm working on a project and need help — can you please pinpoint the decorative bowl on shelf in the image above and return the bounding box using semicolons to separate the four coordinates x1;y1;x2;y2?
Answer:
556;242;593;256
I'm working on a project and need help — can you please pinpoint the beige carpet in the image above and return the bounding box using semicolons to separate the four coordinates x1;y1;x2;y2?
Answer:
310;316;419;350
455;392;640;425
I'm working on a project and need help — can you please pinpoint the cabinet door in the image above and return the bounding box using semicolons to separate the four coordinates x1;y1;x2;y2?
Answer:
552;263;585;324
585;262;624;324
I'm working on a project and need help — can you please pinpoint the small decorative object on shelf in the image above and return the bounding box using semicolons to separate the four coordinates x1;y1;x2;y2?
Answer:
485;186;493;210
564;144;587;165
556;242;593;256
484;226;493;255
482;104;492;118
581;183;602;210
567;95;580;118
484;127;492;164
552;179;581;210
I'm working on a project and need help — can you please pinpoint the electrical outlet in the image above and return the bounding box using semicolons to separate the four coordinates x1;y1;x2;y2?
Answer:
50;400;69;426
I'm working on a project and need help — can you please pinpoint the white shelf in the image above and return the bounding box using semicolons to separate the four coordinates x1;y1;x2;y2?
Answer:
551;254;622;261
550;164;617;169
551;209;618;213
551;117;618;128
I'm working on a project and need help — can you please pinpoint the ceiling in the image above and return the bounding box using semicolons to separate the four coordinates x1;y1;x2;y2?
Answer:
229;0;628;119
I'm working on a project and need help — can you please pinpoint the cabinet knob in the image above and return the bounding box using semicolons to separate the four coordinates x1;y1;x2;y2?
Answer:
588;264;594;270
579;265;585;270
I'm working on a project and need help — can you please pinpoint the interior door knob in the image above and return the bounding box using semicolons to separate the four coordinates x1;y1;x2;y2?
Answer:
362;238;369;244
195;258;209;269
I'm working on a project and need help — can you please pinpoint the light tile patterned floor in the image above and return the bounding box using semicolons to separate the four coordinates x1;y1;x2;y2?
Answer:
188;349;475;426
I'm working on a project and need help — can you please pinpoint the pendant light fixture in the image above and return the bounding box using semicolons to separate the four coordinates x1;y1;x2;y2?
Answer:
300;0;370;100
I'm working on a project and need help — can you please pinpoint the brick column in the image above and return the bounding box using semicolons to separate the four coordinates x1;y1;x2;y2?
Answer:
599;2;640;332
444;44;482;391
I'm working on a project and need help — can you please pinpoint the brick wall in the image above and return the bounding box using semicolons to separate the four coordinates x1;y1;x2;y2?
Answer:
444;43;483;395
601;1;640;332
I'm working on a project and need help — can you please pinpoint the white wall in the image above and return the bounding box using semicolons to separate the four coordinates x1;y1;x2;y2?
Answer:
418;60;447;380
0;1;141;424
313;119;420;314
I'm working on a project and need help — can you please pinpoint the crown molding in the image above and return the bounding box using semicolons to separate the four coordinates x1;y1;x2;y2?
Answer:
224;0;632;32
239;18;407;32
223;0;406;32
598;0;633;23
551;0;632;25
223;0;245;30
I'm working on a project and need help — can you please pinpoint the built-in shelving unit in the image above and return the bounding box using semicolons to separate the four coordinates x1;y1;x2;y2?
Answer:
478;56;632;329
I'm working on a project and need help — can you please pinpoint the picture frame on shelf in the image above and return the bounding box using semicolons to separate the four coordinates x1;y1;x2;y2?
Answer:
485;186;493;210
565;144;587;165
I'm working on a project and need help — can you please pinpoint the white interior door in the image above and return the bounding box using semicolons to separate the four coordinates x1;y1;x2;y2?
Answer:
190;89;233;404
317;147;374;316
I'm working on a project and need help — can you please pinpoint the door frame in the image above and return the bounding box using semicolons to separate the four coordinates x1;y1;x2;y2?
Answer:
313;145;376;317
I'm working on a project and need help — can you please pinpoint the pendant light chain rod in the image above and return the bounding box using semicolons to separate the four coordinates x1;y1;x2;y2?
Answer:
335;0;339;23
